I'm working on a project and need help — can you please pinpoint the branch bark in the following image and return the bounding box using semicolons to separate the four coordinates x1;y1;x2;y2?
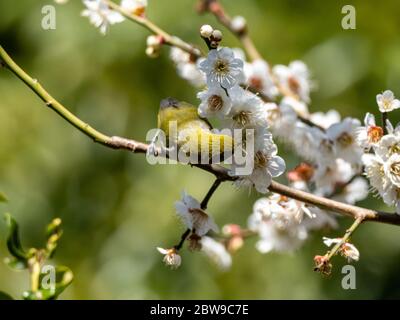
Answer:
1;45;399;226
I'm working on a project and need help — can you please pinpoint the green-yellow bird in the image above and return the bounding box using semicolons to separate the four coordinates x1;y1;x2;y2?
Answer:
157;97;234;163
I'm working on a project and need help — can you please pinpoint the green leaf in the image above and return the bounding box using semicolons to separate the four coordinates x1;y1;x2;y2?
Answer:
0;291;14;300
4;213;29;262
42;265;73;300
0;192;7;202
23;266;73;300
45;218;63;258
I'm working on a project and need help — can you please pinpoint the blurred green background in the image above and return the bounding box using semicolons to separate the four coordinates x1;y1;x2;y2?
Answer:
1;0;400;299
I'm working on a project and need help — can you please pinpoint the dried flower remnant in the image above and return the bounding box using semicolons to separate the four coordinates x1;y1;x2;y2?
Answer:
157;247;182;269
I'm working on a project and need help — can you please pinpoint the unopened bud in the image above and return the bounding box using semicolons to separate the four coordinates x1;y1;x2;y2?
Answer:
145;46;159;58
200;24;213;38
222;224;242;236
146;35;159;47
227;236;243;253
211;29;223;42
231;16;247;34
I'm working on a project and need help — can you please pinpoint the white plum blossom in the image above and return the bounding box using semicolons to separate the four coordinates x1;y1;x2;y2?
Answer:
309;127;336;166
273;60;312;103
355;113;383;150
170;47;206;87
383;153;400;188
200;236;232;271
361;141;400;213
362;153;389;196
322;238;360;262
326;117;362;164
179;63;206;88
252;221;307;253
313;159;354;196
197;86;232;119
362;130;400;211
157;247;182;269
269;194;315;220
81;0;124;35
374;133;400;161
121;0;147;16
251;194;312;222
310;110;341;130
224;86;268;129
376;90;400;113
248;195;308;253
251;197;273;220
244;59;278;99
231;47;246;61
266;100;297;141
322;237;340;247
291;123;322;163
175;191;219;236
342;243;360;262
385;119;400;136
198;47;244;89
381;183;400;214
232;129;286;193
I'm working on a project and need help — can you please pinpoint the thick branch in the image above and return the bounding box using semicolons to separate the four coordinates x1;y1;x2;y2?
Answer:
0;45;146;152
1;45;400;226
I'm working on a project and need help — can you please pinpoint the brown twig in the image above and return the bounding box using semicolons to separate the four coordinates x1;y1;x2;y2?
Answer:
314;216;363;275
200;0;325;132
174;229;191;251
197;0;261;61
200;179;223;210
105;0;203;58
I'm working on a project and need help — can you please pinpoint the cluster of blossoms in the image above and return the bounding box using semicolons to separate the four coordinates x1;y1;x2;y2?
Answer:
157;25;294;267
169;31;371;262
196;43;286;193
157;191;231;270
248;195;337;254
76;1;400;272
171;33;369;202
358;90;400;213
